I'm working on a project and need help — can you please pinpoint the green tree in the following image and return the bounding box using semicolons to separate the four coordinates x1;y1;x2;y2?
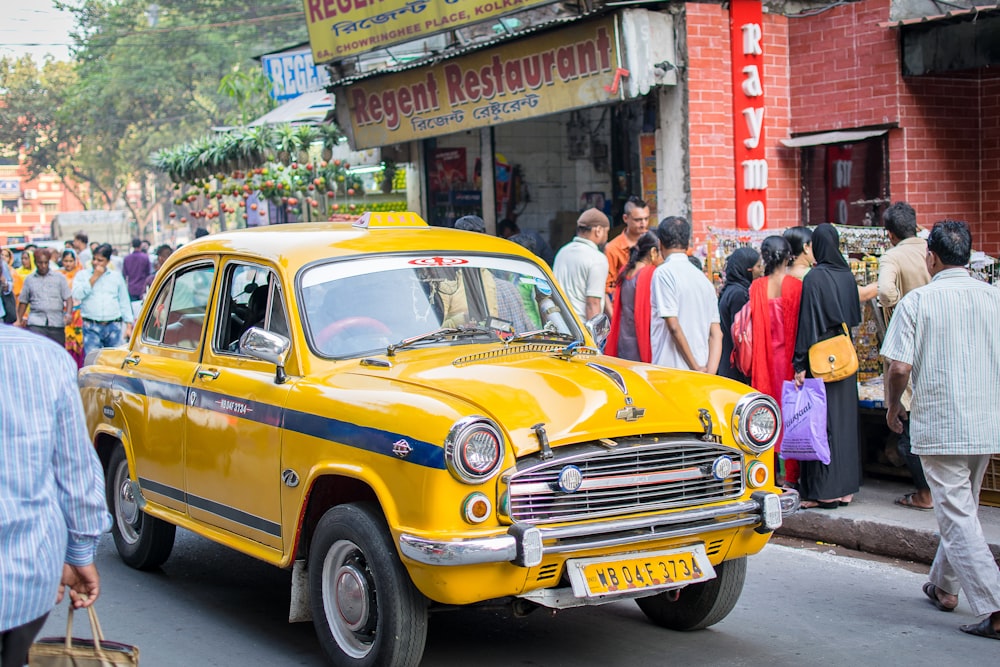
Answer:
2;0;306;236
0;56;94;207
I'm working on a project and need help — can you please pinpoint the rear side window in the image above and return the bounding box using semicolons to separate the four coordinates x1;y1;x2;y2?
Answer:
141;264;215;349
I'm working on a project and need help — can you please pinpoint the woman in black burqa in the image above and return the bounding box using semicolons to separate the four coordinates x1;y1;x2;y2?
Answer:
792;223;862;508
717;247;761;384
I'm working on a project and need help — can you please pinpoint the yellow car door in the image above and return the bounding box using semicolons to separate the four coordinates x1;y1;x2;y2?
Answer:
123;260;217;514
183;260;291;552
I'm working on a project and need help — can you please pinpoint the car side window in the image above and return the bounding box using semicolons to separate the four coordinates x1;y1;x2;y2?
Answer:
216;263;289;354
151;264;216;350
141;276;175;344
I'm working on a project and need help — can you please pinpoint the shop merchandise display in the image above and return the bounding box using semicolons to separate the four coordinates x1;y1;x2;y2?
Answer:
705;225;999;506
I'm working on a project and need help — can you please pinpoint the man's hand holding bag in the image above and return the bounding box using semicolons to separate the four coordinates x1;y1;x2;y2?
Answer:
28;602;139;666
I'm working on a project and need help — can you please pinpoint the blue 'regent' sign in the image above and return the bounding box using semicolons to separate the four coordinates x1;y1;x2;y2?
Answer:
261;48;332;102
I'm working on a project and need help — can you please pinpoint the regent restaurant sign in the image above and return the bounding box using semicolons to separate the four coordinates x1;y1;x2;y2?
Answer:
304;0;556;64
336;18;620;150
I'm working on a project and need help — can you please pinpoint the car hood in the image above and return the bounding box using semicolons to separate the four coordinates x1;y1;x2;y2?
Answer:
342;347;749;458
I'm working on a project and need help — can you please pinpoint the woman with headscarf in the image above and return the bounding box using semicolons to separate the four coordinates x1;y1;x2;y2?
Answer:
717;247;761;383
16;249;35;278
606;231;662;362
793;223;862;509
748;236;802;487
59;248;85;367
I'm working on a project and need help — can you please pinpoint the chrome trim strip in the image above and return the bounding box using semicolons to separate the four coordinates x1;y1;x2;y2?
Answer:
541;517;758;554
398;497;770;567
537;500;759;540
779;487;800;516
399;533;517;565
511;462;744;495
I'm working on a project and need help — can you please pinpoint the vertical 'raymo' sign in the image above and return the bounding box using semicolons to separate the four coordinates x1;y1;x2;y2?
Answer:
730;0;767;231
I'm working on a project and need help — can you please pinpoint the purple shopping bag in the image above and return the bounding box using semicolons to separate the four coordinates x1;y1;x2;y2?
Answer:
779;379;831;464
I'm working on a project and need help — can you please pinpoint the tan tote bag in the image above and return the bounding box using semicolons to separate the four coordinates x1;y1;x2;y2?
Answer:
29;604;139;667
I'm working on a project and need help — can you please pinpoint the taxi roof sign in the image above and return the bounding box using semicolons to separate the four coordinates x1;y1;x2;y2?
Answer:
352;211;429;229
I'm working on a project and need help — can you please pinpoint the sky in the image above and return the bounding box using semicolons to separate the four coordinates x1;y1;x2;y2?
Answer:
1;0;76;62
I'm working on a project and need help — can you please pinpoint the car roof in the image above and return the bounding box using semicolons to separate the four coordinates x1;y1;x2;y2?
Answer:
167;220;540;269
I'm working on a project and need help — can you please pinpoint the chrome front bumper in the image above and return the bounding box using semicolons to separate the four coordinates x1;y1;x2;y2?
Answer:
399;489;799;568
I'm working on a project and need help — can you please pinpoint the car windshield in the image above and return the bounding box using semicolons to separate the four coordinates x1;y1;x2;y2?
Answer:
299;254;581;358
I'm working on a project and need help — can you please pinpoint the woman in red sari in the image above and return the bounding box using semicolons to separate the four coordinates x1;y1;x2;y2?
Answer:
606;231;661;362
747;236;802;487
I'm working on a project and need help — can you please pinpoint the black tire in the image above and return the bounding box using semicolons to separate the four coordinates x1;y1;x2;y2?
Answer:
308;503;427;667
636;556;747;631
106;446;176;570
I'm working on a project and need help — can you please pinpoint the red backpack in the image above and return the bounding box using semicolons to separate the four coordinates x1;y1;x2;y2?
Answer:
730;301;753;377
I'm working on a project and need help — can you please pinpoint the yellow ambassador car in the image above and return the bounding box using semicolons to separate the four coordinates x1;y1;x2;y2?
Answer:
80;212;798;667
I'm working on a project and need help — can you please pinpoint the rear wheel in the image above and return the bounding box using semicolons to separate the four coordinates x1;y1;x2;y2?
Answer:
636;557;747;631
106;446;176;570
309;503;427;667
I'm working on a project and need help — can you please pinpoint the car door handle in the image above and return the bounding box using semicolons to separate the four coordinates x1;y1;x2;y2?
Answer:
123;354;140;367
196;368;220;380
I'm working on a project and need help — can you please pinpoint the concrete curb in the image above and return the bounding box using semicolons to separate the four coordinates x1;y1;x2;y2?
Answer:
777;510;1000;565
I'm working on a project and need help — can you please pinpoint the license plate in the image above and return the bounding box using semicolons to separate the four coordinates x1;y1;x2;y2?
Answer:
566;545;716;598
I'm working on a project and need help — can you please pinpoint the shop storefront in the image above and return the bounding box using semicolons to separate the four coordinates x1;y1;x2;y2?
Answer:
330;9;679;252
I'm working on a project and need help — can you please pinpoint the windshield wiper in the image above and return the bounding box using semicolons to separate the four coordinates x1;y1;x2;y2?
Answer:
504;323;579;347
387;326;497;356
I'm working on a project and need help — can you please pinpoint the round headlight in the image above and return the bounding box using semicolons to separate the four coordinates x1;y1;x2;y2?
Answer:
445;417;504;484
732;394;781;453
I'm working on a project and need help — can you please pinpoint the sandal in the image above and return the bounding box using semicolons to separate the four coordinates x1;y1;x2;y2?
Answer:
960;617;1000;640
896;493;934;512
922;582;957;612
800;500;839;510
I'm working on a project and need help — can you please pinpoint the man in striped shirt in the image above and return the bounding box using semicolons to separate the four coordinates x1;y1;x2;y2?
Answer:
882;219;1000;641
0;327;110;665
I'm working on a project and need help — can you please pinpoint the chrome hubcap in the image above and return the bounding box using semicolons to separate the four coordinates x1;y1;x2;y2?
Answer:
115;461;140;544
335;565;370;631
322;540;376;659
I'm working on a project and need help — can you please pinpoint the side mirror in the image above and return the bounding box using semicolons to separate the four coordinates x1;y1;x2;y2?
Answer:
239;327;291;384
585;313;610;350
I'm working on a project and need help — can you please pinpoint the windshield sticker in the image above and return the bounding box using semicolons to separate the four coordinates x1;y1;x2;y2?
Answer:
535;278;553;296
408;257;469;267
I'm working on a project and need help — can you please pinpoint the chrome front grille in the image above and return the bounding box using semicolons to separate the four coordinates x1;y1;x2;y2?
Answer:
505;437;744;525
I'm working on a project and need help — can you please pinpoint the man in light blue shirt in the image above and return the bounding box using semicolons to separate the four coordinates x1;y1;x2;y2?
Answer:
0;326;110;665
72;243;134;356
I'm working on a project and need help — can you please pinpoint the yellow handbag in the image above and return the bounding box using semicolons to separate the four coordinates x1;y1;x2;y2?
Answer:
808;323;859;383
29;604;139;667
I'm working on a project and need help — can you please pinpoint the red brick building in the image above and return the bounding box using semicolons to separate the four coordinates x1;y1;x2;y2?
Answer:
682;0;999;255
0;155;87;245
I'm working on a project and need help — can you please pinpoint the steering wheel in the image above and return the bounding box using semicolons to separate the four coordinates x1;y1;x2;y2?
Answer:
315;316;392;349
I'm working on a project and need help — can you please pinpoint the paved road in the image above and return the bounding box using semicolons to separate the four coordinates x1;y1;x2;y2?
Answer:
36;531;993;666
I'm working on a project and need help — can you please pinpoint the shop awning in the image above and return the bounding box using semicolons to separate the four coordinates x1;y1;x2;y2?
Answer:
247;91;334;127
880;2;1000;27
780;129;889;148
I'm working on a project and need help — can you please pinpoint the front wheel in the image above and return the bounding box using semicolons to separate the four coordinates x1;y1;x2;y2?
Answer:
106;446;176;570
309;503;428;667
636;556;747;631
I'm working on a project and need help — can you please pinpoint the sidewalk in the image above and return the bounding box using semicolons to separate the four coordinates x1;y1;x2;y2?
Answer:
776;477;1000;565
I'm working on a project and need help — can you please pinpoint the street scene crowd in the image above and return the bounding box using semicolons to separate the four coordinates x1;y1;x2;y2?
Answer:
2;208;1000;665
549;199;1000;641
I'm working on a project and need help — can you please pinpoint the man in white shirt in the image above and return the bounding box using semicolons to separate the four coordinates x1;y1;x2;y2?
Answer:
553;208;610;320
882;219;1000;641
650;216;721;372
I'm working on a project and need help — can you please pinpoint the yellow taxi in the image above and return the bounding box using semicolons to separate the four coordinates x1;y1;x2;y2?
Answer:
79;212;798;667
